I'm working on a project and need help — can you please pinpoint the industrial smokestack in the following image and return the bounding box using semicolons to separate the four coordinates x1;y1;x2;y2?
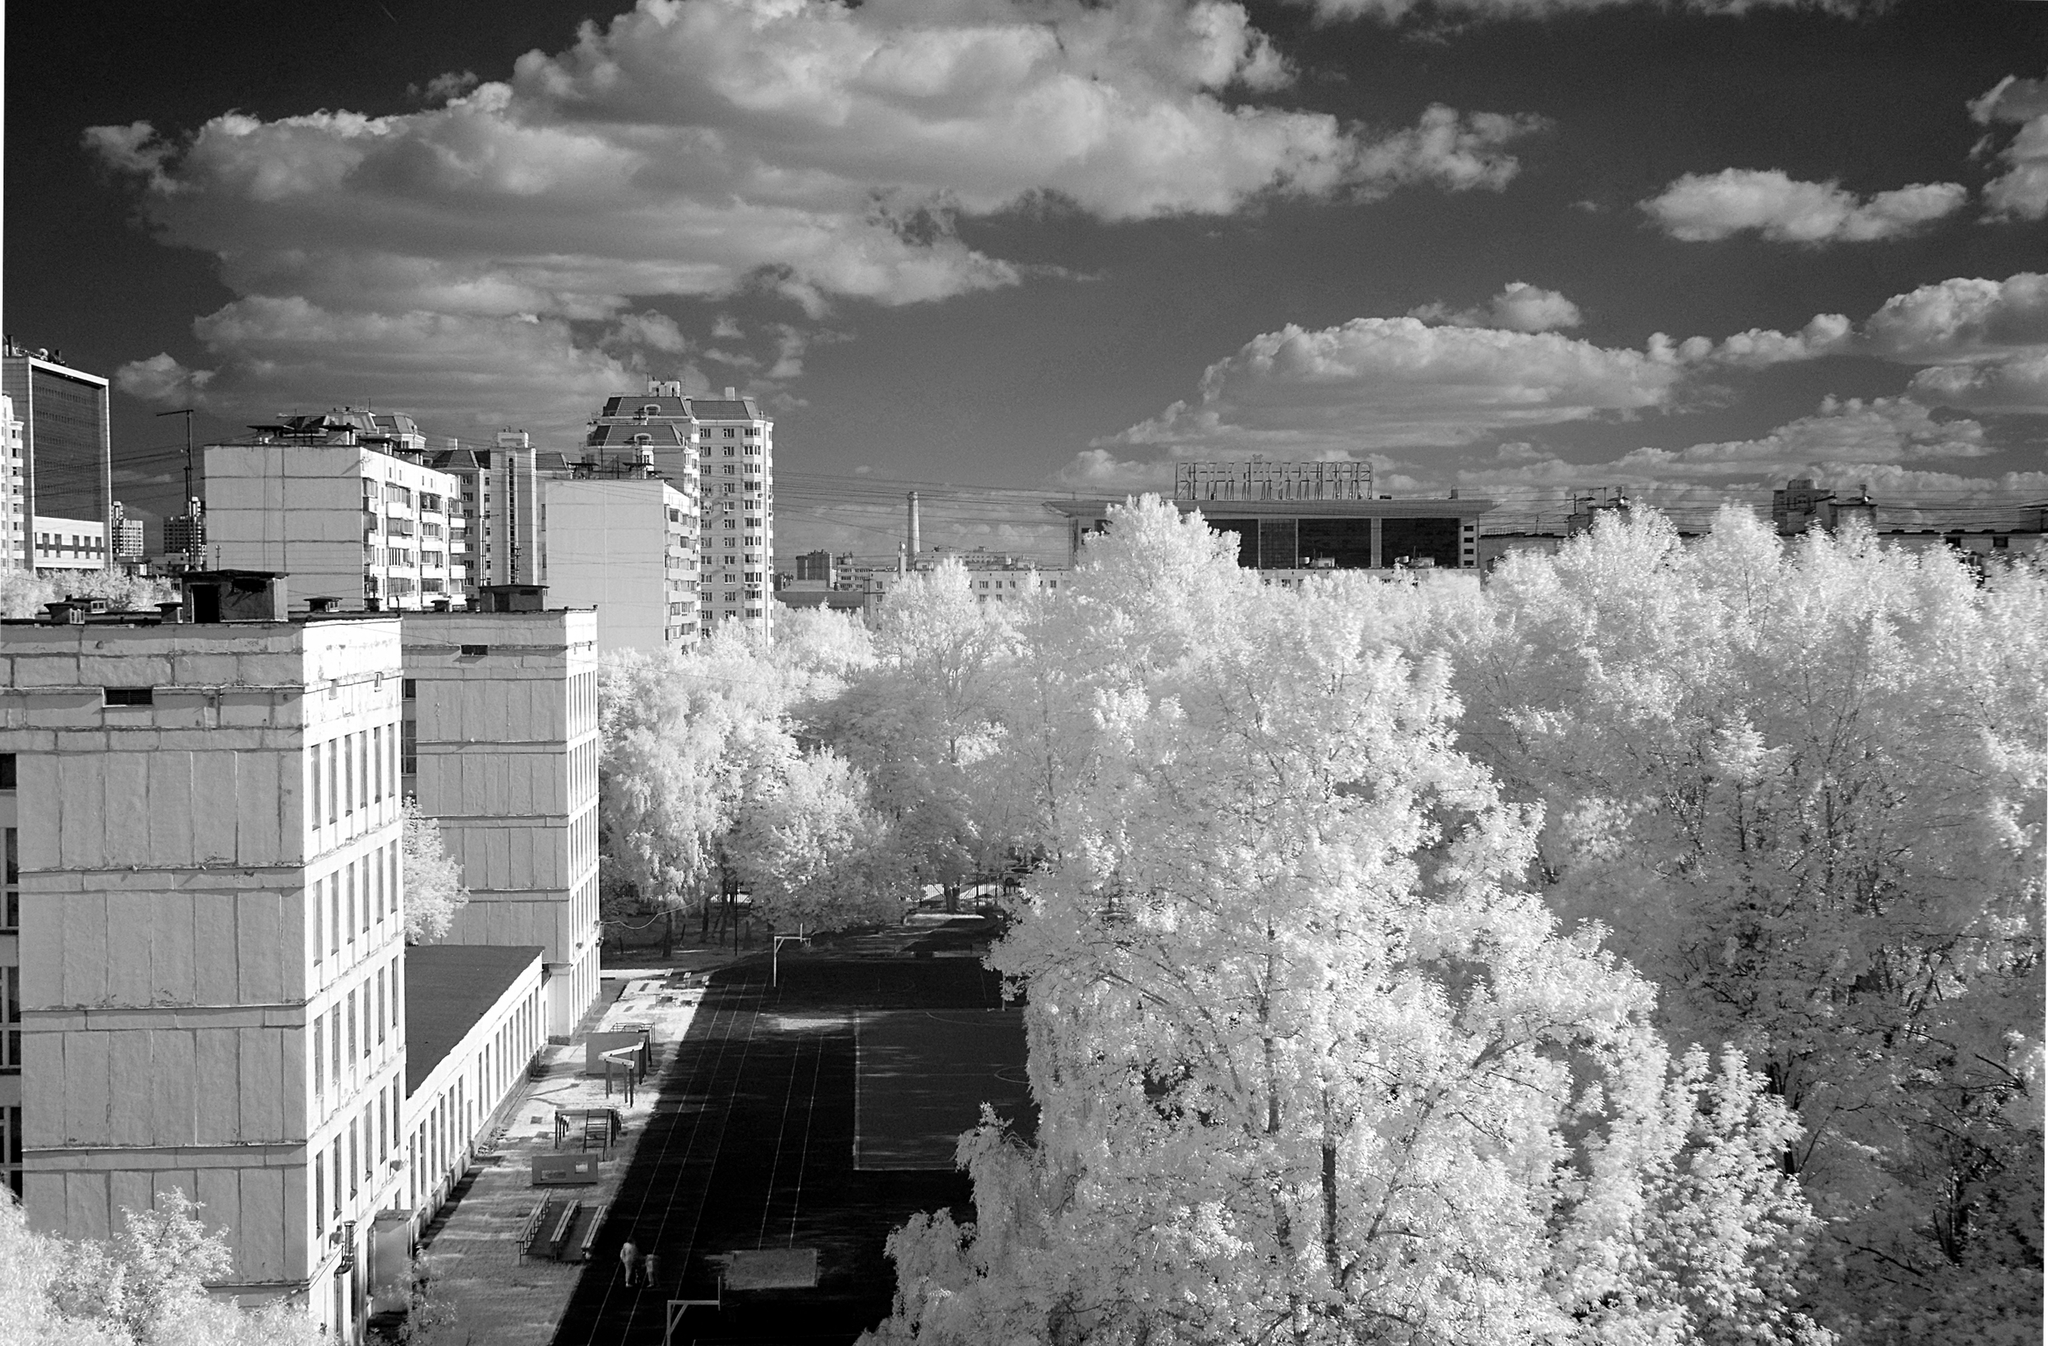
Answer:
907;490;921;561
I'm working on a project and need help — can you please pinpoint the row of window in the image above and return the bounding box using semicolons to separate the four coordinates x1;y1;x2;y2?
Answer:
312;841;398;966
312;1071;403;1242
310;952;400;1115
309;724;398;830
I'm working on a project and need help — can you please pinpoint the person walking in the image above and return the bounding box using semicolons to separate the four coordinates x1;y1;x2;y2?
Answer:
618;1238;640;1287
641;1251;660;1292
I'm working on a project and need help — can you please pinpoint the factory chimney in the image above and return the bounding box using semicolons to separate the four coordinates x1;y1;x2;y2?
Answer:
907;490;921;561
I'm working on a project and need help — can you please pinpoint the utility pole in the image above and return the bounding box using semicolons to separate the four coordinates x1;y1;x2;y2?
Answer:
156;408;198;569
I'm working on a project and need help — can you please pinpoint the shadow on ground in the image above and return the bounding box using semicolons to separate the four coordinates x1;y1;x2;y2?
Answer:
550;918;1024;1346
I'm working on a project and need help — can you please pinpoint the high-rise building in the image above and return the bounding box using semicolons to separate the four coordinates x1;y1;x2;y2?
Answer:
693;388;773;636
1;395;23;570
430;431;538;594
2;581;407;1338
204;411;469;612
110;501;145;566
0;341;112;574
163;497;206;567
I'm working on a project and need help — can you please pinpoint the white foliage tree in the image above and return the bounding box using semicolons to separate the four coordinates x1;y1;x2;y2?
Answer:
401;797;468;944
0;1191;325;1346
1428;509;2046;1342
867;499;1829;1346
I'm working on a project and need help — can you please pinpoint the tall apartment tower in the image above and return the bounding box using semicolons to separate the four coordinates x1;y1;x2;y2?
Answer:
430;430;540;597
0;341;113;574
399;603;602;1031
693;388;773;635
205;411;469;612
1;584;409;1342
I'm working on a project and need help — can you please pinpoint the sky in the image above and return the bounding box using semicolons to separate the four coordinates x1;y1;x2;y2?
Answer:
5;0;2045;563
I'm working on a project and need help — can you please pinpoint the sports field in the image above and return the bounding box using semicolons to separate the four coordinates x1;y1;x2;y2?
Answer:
854;1009;1030;1169
550;919;1028;1346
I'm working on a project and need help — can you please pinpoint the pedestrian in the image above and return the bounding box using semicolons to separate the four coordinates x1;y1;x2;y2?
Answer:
619;1238;640;1287
642;1251;660;1291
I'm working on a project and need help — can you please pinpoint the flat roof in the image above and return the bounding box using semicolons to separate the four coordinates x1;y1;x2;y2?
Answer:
404;944;544;1096
1046;497;1497;520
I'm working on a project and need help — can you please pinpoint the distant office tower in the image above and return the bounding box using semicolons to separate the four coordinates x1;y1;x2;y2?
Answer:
0;341;112;574
205;410;469;613
693;388;773;636
400;600;602;1031
164;497;206;566
431;430;538;595
1173;456;1372;503
1;579;407;1339
110;501;145;565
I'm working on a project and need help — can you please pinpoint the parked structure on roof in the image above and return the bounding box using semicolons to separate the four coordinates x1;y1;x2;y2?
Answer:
1173;456;1373;503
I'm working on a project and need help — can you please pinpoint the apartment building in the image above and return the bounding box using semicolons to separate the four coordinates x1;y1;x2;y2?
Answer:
31;517;106;571
1;395;21;570
110;502;145;567
693;390;773;636
205;412;469;612
1;580;407;1342
0;342;112;575
430;431;540;594
538;473;697;652
400;601;601;1031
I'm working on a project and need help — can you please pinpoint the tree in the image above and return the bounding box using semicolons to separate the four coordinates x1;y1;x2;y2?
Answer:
401;797;469;944
821;561;1027;906
1430;509;2045;1342
868;499;1828;1346
0;569;176;620
0;1191;325;1346
728;745;909;932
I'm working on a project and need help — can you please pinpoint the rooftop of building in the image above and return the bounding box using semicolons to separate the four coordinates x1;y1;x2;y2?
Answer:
404;944;546;1096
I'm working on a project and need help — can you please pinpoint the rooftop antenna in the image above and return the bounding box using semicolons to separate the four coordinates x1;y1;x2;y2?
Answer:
156;407;199;569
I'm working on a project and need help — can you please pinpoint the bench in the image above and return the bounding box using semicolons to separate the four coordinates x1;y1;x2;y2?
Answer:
579;1201;611;1263
517;1199;552;1261
547;1199;582;1262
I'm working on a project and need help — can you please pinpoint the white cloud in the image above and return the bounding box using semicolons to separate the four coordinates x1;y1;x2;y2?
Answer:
1448;397;1994;499
1970;75;2048;222
1409;280;1581;332
116;297;644;440
1863;273;2048;363
1699;313;1854;368
1908;354;2048;415
1053;448;1179;491
1640;168;1967;244
1105;317;1690;454
87;0;1542;427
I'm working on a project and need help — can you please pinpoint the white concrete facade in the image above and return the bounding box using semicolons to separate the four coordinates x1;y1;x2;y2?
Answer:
205;440;468;613
538;477;697;653
0;613;408;1343
400;610;602;1032
31;515;106;571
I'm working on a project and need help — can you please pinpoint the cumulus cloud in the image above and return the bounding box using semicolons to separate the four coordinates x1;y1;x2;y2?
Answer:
1409;281;1581;332
1448;398;1992;502
1105;317;1690;454
1640;168;1967;244
86;0;1545;430
1859;273;2048;412
1697;313;1854;367
1971;73;2048;221
115;298;644;437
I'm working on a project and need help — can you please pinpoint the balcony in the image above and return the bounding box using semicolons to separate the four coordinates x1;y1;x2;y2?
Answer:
385;520;415;538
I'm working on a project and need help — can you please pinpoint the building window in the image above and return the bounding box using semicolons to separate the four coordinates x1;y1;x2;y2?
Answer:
2;1106;21;1200
401;719;417;778
0;754;14;789
459;644;489;657
314;1155;326;1240
376;970;386;1045
103;687;153;706
2;829;15;932
403;679;417;700
327;742;338;825
372;727;383;802
314;1017;325;1104
0;967;19;1072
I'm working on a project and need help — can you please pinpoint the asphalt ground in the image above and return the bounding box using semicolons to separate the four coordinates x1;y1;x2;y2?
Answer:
550;918;1030;1346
